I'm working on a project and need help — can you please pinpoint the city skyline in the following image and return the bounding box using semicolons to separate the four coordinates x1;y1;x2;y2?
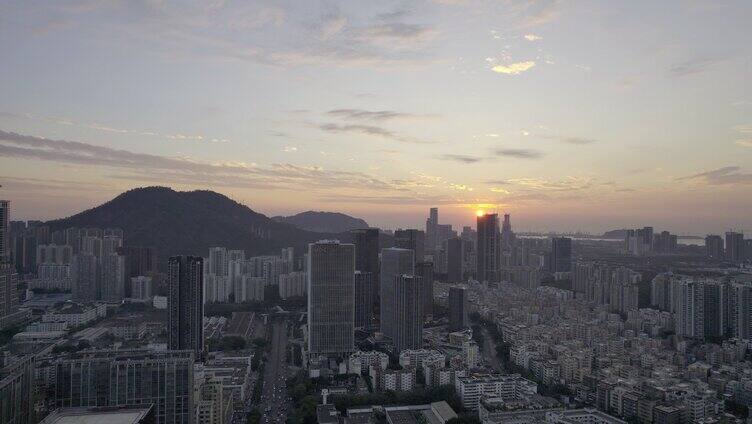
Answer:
0;1;751;234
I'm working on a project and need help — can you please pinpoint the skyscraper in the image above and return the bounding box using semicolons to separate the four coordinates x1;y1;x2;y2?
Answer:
705;235;724;260
380;248;414;338
70;253;98;301
100;253;126;302
354;271;374;329
444;237;464;283
0;262;20;330
392;274;423;353
394;229;425;265
416;261;434;318
476;213;499;282
352;228;380;289
550;237;572;273
168;256;205;362
307;240;355;357
0;200;9;262
500;213;516;252
726;231;745;263
449;285;469;331
426;207;438;253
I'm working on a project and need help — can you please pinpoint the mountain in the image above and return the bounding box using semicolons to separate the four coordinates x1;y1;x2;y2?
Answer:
272;211;369;233
46;187;342;267
601;229;628;239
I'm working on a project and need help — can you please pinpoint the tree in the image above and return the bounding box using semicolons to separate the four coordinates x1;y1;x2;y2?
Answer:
246;408;262;424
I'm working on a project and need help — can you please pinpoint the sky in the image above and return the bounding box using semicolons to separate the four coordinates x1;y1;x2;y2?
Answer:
0;0;751;235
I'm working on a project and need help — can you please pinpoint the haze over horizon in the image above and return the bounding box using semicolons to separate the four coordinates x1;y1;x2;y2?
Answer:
1;1;751;235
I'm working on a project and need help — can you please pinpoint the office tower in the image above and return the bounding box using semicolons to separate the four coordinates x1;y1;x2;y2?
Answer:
705;235;725;260
550;237;572;273
416;261;434;318
394;229;425;265
71;253;99;301
444;237;464;282
500;213;516;251
354;271;374;329
426;207;438;252
0;355;35;424
207;247;228;276
43;350;194;424
307;240;355;357
703;281;725;339
726;231;745;263
392;275;423;353
449;285;469;331
168;256;205;362
0;200;8;262
435;224;455;249
352;228;380;290
476;213;499;282
380;248;414;338
101;253;126;302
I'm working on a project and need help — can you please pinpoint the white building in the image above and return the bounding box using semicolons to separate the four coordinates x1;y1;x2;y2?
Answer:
456;374;538;410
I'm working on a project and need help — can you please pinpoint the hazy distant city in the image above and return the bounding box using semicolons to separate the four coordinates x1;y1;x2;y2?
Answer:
2;1;752;424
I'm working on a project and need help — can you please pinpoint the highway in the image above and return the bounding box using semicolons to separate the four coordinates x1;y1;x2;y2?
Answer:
259;319;292;423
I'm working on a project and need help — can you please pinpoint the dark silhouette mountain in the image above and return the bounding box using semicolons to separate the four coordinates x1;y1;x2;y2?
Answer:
272;211;369;233
45;187;342;267
601;229;628;239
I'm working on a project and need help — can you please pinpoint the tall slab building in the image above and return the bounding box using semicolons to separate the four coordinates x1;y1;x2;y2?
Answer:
168;256;205;362
307;240;355;358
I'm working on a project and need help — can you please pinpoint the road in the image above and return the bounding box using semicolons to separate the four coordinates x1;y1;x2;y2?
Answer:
259;319;291;424
481;327;504;372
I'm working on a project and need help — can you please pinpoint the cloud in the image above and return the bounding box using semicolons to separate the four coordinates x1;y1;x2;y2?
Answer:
495;148;544;159
326;109;437;121
0;130;410;193
669;57;722;77
561;137;597;145
282;146;298;152
319;15;348;40
736;140;752;147
318;123;431;144
677;166;752;185
524;34;542;41
492;61;536;75
358;22;437;46
436;154;483;164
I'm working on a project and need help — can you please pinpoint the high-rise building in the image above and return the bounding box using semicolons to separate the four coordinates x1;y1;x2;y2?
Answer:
392;274;423;353
674;279;705;340
101;253;126;302
444;237;464;283
705;235;725;260
352;228;380;279
416;261;434;318
394;229;425;265
0;262;20;330
703;281;725;339
449;285;469;331
207;247;228;277
476;213;499;282
726;231;745;263
550;237;572;273
426;208;438;252
380;248;414;338
354;271;374;329
307;240;355;358
0;200;9;263
42;350;194;424
70;253;99;301
0;355;35;424
500;213;516;252
168;256;205;362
